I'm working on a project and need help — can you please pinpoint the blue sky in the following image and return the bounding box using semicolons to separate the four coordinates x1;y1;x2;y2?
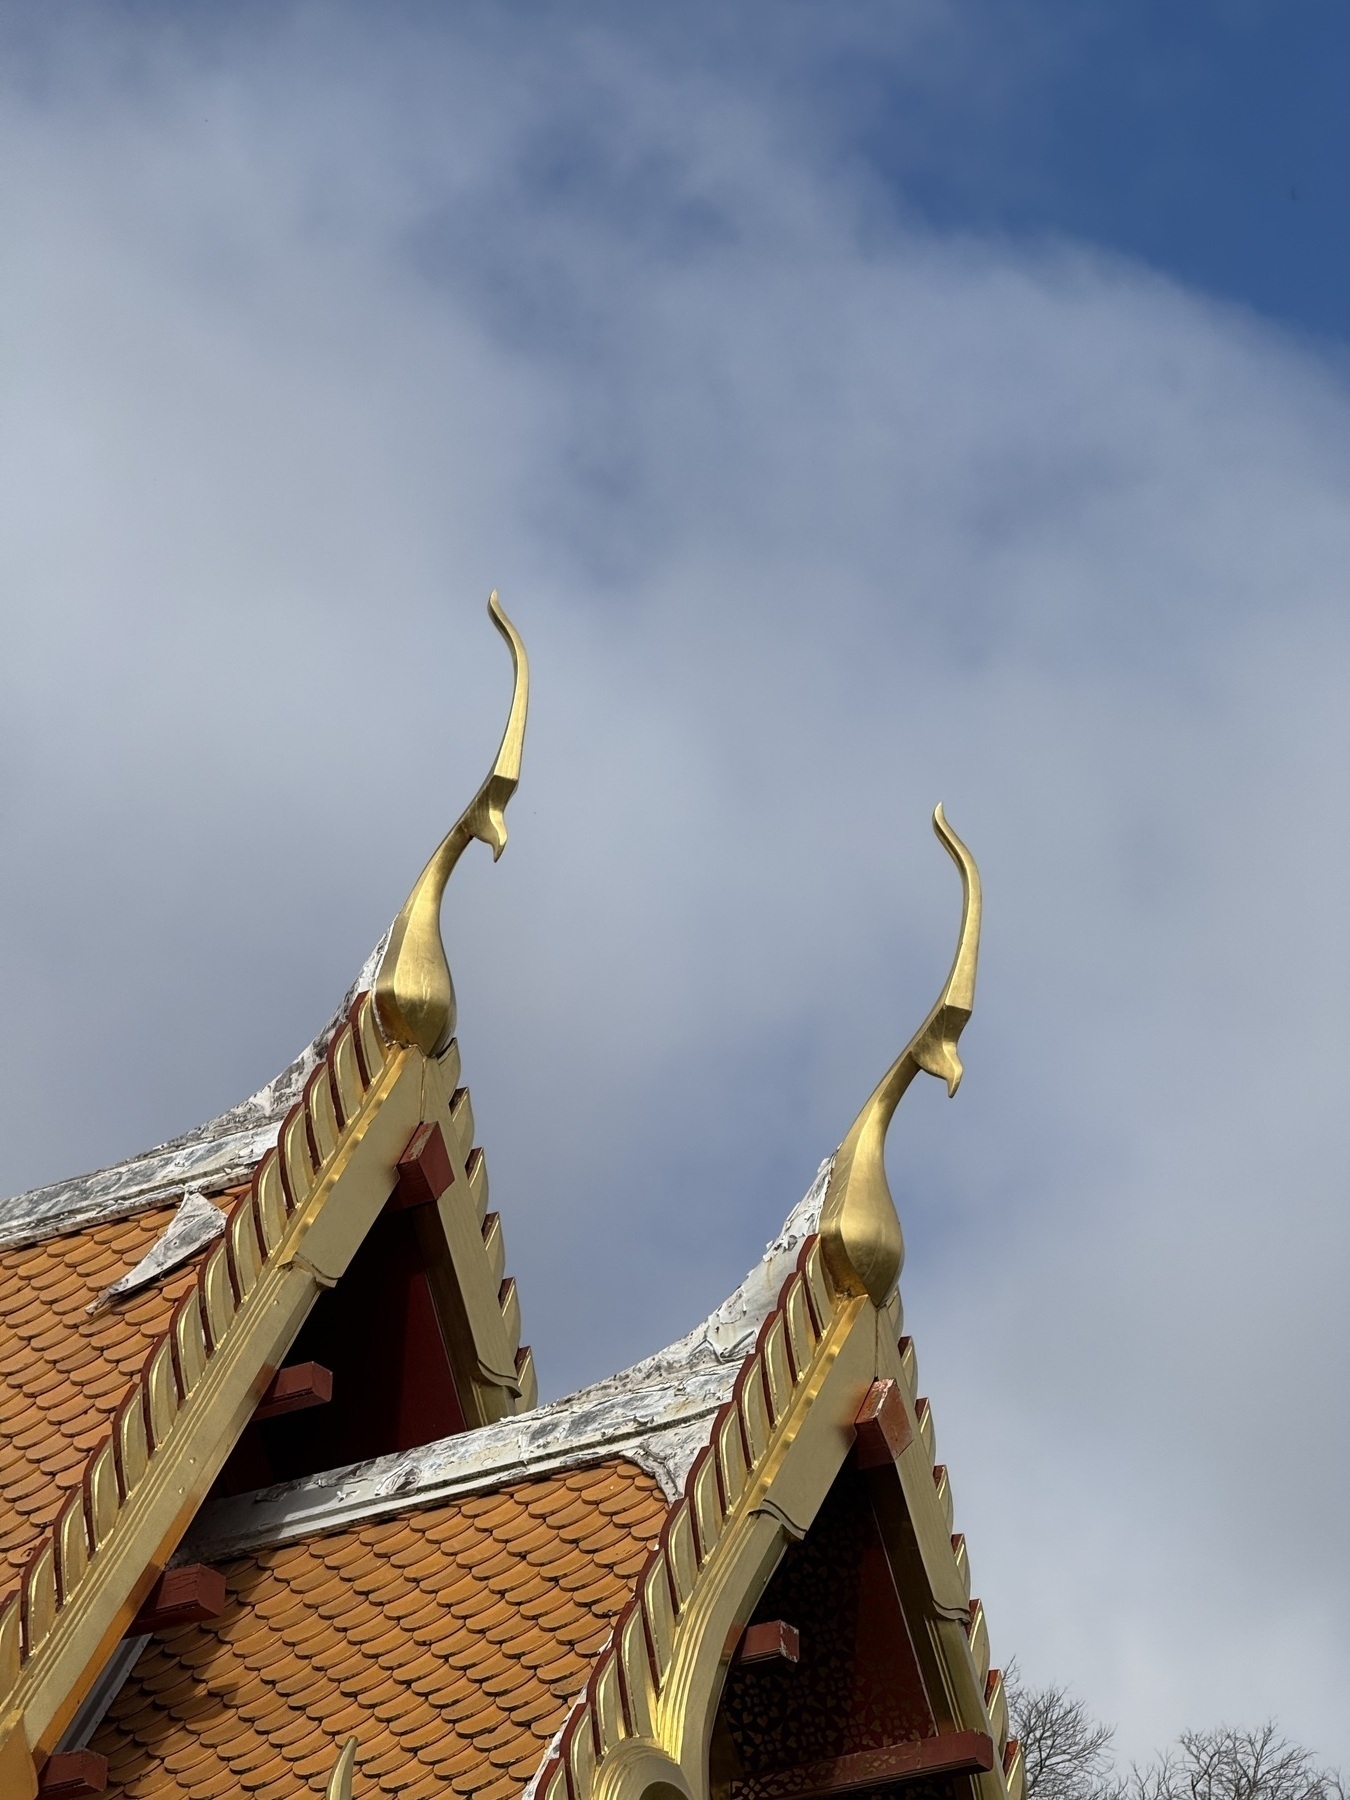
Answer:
851;2;1350;343
0;0;1347;1773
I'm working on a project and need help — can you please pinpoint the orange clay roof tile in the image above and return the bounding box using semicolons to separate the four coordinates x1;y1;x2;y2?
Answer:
308;1644;368;1682
479;1664;538;1703
482;1614;540;1651
429;1740;483;1777
384;1597;445;1637
249;1777;294;1800
398;1775;443;1800
508;1691;565;1728
93;1459;669;1799
292;1746;342;1779
0;1204;211;1582
272;1670;331;1705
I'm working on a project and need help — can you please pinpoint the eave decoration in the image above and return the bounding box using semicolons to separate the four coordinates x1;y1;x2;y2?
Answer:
0;593;1019;1800
511;810;1018;1800
0;597;534;1799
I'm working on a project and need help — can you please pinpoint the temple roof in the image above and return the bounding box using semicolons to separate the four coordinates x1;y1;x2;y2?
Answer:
92;1459;669;1800
0;603;1020;1800
0;1199;244;1587
182;1170;827;1568
67;1168;1018;1800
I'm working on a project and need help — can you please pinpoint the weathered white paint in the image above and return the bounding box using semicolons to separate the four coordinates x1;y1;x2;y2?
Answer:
0;939;386;1251
181;1163;831;1561
87;1190;228;1313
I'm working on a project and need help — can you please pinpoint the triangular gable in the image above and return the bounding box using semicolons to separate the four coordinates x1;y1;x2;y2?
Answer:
0;599;534;1795
715;1463;942;1793
525;1232;1017;1800
57;1017;1014;1800
521;807;1020;1800
0;606;1020;1800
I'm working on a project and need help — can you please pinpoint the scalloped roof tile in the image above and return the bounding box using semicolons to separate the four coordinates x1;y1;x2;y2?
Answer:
90;1460;670;1799
0;1203;239;1582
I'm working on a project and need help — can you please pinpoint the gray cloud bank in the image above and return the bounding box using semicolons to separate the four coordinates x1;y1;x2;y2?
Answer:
0;2;1346;1769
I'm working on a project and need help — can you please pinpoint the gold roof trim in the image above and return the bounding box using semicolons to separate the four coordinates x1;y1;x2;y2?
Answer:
819;805;981;1306
326;1735;357;1798
519;1231;1018;1800
0;980;533;1791
530;1233;859;1800
0;995;404;1792
506;816;997;1800
375;592;529;1056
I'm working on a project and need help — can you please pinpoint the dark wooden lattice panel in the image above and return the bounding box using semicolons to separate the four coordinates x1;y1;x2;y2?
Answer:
718;1466;938;1799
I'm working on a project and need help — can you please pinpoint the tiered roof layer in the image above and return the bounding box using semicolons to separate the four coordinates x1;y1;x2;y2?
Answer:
92;1461;668;1800
0;1207;202;1583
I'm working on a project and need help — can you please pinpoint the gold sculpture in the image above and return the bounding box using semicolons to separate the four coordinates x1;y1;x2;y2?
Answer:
819;804;981;1307
325;1737;357;1799
374;592;529;1055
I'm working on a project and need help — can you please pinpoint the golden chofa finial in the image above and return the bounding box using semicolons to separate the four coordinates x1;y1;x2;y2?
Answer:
374;593;529;1056
819;805;982;1307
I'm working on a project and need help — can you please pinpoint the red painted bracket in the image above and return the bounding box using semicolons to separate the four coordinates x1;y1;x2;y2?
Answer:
38;1751;108;1797
389;1121;455;1210
753;1731;994;1799
127;1564;226;1637
853;1378;913;1468
254;1361;334;1421
735;1620;801;1665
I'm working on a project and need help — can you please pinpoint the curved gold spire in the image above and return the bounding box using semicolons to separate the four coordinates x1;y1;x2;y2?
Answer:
325;1738;357;1799
819;804;982;1307
374;593;529;1055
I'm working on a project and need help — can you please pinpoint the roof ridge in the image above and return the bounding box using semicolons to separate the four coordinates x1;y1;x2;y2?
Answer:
529;1229;1017;1800
0;992;411;1778
0;938;386;1252
523;1234;864;1800
178;1161;831;1560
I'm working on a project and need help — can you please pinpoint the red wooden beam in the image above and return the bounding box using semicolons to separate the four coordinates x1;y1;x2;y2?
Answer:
734;1620;800;1666
389;1121;455;1210
254;1361;333;1421
38;1751;107;1798
750;1731;994;1800
127;1564;227;1636
853;1378;912;1468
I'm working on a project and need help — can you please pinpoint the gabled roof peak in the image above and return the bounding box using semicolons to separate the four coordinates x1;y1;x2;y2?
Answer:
182;1161;835;1561
0;590;529;1255
0;940;385;1252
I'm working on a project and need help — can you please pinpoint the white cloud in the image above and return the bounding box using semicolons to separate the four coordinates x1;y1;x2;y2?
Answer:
0;4;1346;1768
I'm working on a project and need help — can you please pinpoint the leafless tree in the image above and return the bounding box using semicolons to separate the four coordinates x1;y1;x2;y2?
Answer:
1004;1661;1125;1800
1006;1668;1342;1800
1129;1725;1344;1800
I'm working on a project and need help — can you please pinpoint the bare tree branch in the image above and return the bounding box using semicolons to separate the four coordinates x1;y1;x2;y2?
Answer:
1127;1724;1344;1800
1005;1668;1343;1800
1005;1660;1125;1800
